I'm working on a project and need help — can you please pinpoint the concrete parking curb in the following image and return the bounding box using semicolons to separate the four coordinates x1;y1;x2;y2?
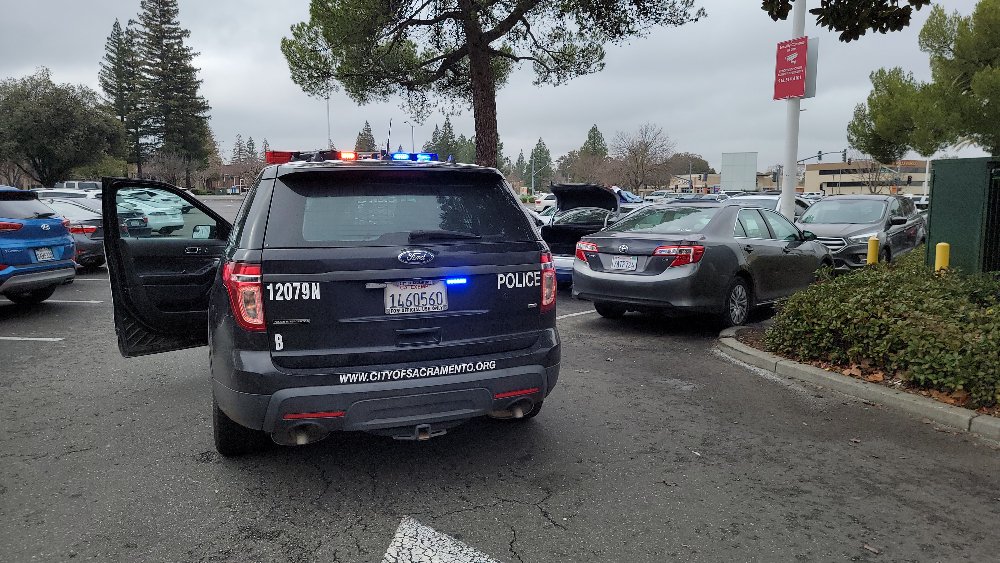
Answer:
718;329;999;442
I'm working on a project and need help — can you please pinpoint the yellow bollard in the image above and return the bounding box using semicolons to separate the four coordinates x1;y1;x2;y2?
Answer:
935;242;950;271
867;237;880;265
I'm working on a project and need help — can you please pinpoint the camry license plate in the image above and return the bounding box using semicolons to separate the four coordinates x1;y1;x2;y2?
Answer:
609;255;637;271
385;280;448;315
34;247;54;261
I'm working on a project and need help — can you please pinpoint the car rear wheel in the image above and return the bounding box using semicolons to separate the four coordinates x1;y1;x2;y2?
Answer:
213;397;269;457
719;278;751;327
594;302;627;319
4;286;57;305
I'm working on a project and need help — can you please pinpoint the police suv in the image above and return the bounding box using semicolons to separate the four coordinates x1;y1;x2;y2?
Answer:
101;150;560;456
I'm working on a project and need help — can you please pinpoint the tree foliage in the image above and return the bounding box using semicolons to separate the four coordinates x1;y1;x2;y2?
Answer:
529;138;554;188
846;68;920;164
665;152;714;176
281;0;705;167
0;68;124;188
354;121;378;152
99;19;146;173
761;0;930;42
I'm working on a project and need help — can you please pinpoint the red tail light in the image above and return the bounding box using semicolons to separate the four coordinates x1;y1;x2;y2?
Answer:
69;225;98;234
339;151;357;161
222;262;265;331
541;251;556;312
575;241;598;262
0;222;22;232
653;245;705;267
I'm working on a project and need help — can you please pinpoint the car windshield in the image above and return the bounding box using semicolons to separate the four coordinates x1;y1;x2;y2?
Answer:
800;199;887;224
606;206;719;234
732;197;779;210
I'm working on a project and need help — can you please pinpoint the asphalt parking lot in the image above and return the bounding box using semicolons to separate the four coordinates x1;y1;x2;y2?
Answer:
1;197;998;562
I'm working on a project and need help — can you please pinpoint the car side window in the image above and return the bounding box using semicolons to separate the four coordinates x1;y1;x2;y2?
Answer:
761;210;801;242
795;200;809;216
901;198;916;217
734;218;748;238
115;186;219;239
555;208;608;225
737;209;770;239
888;199;903;218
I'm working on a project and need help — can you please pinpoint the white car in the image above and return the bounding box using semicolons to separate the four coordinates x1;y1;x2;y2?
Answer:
115;196;184;234
120;188;193;213
644;190;672;202
534;193;556;212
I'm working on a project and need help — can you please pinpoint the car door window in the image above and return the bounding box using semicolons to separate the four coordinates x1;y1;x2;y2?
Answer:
888;199;903;219
738;209;770;239
734;218;748;238
116;186;219;239
761;210;801;241
795;200;809;217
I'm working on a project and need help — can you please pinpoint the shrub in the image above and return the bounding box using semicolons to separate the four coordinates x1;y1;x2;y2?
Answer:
764;249;1000;407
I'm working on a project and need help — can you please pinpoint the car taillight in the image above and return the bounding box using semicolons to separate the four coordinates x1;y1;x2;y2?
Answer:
222;262;265;331
61;218;70;228
0;222;23;232
541;251;556;312
575;241;598;262
653;245;705;267
69;225;98;234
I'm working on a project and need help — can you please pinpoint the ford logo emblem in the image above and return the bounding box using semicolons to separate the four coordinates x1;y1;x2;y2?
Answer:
618;244;629;253
398;249;435;265
40;224;51;230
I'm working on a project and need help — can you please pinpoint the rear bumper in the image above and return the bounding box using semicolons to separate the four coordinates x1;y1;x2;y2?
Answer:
571;261;722;314
0;264;76;293
74;238;105;265
553;254;574;282
214;362;559;436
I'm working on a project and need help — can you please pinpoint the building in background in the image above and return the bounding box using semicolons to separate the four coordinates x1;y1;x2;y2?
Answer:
804;160;930;195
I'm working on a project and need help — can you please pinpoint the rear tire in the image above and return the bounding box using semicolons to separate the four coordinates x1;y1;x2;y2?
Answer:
594;302;627;319
4;285;57;305
213;398;269;457
718;278;751;328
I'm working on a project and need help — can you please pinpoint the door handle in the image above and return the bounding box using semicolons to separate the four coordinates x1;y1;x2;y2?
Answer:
184;246;206;255
743;245;754;253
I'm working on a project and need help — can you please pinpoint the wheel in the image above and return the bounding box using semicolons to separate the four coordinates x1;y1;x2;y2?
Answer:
718;278;751;328
594;302;627;319
4;285;57;305
213;397;269;457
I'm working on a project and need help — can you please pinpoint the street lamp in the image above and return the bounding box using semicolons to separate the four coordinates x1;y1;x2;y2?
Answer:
403;120;415;153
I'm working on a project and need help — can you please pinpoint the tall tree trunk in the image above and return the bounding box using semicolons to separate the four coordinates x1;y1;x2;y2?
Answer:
459;0;498;168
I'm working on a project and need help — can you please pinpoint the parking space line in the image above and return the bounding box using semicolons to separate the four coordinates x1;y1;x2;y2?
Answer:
0;336;64;342
556;310;595;320
46;299;104;304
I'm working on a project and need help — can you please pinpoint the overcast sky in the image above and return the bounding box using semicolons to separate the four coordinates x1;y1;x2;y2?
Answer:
0;0;986;170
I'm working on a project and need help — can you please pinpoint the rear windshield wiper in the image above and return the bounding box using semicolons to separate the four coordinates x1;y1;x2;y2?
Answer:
408;229;482;241
33;212;56;218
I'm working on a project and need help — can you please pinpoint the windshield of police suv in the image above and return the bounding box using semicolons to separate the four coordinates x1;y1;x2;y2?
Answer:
800;199;887;225
265;170;537;247
606;206;719;234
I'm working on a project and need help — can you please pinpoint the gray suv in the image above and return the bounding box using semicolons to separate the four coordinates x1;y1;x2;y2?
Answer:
796;195;926;269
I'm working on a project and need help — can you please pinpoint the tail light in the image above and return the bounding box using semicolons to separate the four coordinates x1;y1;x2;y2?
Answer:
0;222;23;232
653;245;705;267
61;218;70;229
222;262;265;331
575;241;598;262
69;225;98;234
541;251;556;312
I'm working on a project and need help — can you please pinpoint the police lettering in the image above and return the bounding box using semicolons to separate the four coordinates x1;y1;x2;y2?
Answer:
497;271;541;289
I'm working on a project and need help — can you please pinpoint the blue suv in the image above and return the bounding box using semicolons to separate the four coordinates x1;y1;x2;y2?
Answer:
0;187;76;304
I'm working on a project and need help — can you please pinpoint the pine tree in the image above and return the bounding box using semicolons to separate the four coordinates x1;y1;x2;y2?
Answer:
231;134;245;165
422;125;441;153
99;19;144;175
529;138;553;188
245;137;257;164
260;138;270;159
354;121;377;152
135;0;211;186
514;150;526;181
438;117;458;160
580;125;608;159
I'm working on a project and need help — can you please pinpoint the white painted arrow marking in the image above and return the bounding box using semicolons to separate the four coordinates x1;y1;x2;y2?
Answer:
382;516;501;563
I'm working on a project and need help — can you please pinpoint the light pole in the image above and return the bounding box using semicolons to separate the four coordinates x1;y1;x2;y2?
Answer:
779;0;807;220
403;120;415;153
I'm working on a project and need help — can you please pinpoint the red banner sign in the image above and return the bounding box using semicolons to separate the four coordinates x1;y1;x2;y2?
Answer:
774;37;808;100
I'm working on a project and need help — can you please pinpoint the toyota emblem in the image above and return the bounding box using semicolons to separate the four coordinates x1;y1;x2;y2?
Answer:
618;244;629;253
397;249;436;265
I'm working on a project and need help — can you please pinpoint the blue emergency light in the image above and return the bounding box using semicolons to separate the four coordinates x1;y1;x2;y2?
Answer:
445;277;468;285
391;152;411;161
389;152;440;162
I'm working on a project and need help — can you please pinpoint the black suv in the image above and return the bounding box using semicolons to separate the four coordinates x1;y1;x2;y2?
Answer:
101;153;560;455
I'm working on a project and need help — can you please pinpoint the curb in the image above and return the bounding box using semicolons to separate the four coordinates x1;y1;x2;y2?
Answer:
718;329;999;442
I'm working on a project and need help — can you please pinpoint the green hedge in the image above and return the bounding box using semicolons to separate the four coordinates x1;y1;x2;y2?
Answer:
764;249;1000;407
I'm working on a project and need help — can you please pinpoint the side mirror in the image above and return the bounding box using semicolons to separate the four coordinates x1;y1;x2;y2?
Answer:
801;230;817;241
192;225;216;239
889;215;907;226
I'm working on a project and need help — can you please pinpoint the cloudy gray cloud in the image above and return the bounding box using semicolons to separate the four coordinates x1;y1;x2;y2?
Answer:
0;0;985;170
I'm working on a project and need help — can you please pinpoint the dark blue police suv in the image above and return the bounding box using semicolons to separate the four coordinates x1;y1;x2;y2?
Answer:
101;151;560;456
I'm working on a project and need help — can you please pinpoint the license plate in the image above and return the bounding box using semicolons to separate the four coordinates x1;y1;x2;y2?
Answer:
34;247;54;261
385;280;448;314
609;255;637;271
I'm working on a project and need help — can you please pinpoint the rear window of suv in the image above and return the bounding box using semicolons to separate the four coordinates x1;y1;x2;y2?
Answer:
265;169;537;247
0;192;57;219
